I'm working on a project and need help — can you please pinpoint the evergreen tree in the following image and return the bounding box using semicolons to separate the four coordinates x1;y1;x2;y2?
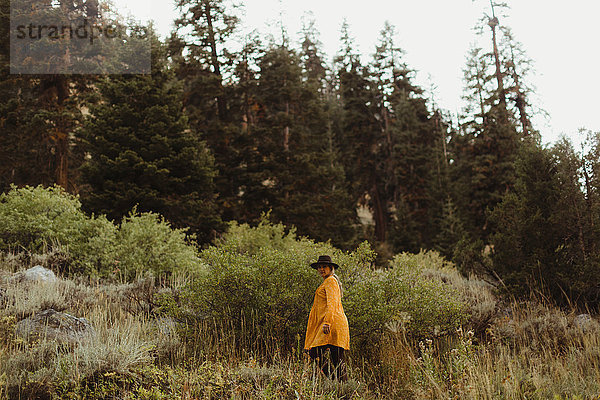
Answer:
434;196;467;261
0;0;87;191
557;134;600;303
463;13;538;137
299;14;327;88
0;38;57;191
1;0;147;192
370;22;443;252
500;27;536;137
299;25;358;247
485;3;508;112
553;138;592;269
488;143;561;295
171;0;239;120
169;0;242;221
461;46;493;129
488;139;600;304
251;44;357;247
583;131;600;238
388;69;442;251
220;32;264;222
334;22;383;242
450;11;530;247
79;40;221;244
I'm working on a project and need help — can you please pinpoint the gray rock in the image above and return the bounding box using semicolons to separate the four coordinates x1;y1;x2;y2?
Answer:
23;265;57;282
152;316;178;336
18;265;57;283
15;309;94;344
573;313;594;331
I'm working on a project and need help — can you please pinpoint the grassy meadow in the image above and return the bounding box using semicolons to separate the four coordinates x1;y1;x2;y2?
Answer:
1;186;600;399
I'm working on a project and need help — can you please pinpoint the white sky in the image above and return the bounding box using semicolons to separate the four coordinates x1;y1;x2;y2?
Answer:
112;0;600;147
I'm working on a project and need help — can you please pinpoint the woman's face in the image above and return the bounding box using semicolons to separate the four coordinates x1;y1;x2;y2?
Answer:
317;264;333;279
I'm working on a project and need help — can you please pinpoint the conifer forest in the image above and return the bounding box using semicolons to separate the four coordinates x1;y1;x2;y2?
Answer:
2;0;600;398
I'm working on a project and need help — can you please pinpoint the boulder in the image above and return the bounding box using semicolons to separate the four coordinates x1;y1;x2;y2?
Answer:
17;265;57;283
573;313;595;332
15;309;94;344
152;316;178;336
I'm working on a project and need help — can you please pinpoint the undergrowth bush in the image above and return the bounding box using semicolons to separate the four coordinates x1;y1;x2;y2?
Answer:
347;251;469;354
168;219;470;361
0;185;117;275
0;185;202;281
0;273;173;399
112;211;203;281
390;251;496;337
174;219;352;355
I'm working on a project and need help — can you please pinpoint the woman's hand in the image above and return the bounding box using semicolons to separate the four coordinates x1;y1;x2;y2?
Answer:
322;324;330;334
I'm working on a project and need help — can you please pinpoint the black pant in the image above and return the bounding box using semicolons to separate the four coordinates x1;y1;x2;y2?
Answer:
308;345;347;381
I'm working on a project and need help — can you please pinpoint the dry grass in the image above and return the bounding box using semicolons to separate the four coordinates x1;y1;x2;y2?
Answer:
0;264;374;398
2;258;600;399
0;268;176;398
417;262;498;336
404;302;600;399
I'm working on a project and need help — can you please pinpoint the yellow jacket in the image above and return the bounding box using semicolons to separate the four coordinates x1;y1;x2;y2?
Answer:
304;275;350;350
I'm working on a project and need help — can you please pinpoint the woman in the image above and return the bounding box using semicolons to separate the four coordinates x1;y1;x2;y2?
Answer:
304;255;350;381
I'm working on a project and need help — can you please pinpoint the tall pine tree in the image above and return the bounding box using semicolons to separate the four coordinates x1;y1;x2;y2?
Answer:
250;44;357;247
373;23;442;252
334;22;383;242
169;0;242;221
80;39;221;244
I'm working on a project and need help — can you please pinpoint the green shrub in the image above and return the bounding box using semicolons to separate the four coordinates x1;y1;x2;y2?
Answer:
180;220;343;351
0;185;117;275
171;220;468;359
343;250;468;357
399;251;497;336
0;185;203;280
170;220;360;353
386;251;468;337
112;211;203;281
0;185;87;250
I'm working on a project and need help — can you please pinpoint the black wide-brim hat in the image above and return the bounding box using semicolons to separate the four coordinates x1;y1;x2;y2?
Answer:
310;255;340;270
